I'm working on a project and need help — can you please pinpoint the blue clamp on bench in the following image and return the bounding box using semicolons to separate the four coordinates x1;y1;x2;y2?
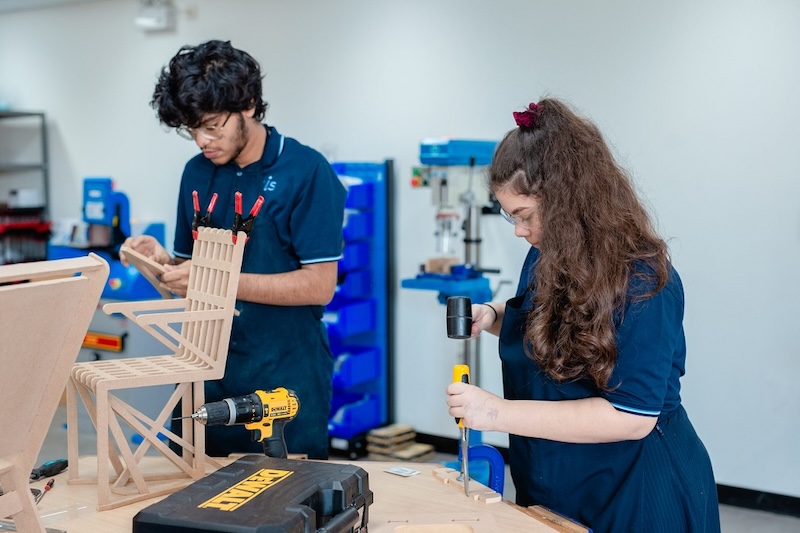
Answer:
458;443;506;495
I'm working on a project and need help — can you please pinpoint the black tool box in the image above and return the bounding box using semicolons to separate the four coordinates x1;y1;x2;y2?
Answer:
133;455;372;533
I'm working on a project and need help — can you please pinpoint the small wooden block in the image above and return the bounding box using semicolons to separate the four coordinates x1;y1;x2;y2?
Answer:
368;443;435;463
368;423;416;439
424;256;461;274
433;467;458;484
366;440;414;454
391;443;434;461
432;468;501;504
410;451;437;463
120;245;173;299
366;432;417;446
473;491;503;504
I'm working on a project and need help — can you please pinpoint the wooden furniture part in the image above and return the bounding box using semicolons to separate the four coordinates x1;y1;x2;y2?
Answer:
0;254;108;533
66;227;247;511
119;245;173;299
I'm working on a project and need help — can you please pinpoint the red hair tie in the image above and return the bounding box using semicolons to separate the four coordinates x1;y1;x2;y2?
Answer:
513;102;543;128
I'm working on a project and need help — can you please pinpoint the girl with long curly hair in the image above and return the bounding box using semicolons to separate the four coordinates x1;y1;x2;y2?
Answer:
446;98;720;532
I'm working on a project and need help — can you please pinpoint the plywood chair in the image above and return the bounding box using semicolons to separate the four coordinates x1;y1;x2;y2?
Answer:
0;254;108;532
66;227;247;510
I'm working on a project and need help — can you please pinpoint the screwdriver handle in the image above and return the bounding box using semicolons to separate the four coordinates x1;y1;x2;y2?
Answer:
452;364;470;428
30;459;68;480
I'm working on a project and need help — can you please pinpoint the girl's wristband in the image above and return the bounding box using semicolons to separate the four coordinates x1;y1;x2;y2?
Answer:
483;303;498;324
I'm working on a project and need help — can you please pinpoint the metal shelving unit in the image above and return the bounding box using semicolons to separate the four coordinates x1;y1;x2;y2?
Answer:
0;111;50;264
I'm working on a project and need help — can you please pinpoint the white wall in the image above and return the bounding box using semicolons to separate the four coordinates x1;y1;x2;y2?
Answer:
1;0;798;497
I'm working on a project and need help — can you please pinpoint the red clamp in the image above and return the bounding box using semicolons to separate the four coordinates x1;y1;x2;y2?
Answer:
191;191;218;239
232;191;265;243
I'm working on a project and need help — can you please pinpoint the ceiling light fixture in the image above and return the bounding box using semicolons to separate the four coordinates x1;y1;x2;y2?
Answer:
134;0;175;32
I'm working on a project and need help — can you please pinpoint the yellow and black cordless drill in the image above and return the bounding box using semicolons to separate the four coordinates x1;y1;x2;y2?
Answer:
183;387;299;458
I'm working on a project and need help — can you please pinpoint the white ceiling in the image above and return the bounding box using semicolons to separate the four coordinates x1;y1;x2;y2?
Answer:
0;0;104;14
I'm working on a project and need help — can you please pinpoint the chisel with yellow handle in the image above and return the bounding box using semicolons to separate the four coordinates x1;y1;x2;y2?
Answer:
453;363;471;496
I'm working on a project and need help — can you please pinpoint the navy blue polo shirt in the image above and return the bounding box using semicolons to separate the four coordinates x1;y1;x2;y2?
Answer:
170;124;346;459
174;125;345;270
511;246;685;419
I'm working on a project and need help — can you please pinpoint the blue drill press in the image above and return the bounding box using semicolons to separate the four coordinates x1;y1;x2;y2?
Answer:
48;177;166;300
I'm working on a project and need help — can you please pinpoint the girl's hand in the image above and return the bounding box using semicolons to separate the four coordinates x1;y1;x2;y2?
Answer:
446;381;504;432
470;303;496;338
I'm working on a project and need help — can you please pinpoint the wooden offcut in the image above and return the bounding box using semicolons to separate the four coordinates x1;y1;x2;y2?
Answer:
432;467;502;504
368;443;436;463
119;245;173;299
366;423;418;453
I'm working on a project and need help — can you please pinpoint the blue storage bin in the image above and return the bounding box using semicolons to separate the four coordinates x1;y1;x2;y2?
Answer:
345;182;374;210
329;391;359;414
331;270;372;305
329;290;347;309
332;348;381;391
336;269;372;300
339;241;370;273
343;210;373;241
323;299;375;340
328;394;381;438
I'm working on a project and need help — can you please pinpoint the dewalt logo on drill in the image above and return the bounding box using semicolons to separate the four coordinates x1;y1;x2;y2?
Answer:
198;468;293;511
269;404;291;416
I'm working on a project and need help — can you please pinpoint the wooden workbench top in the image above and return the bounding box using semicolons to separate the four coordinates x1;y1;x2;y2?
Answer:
31;456;562;532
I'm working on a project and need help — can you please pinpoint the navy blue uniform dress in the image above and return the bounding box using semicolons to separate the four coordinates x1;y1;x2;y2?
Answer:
501;247;720;532
172;125;346;459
